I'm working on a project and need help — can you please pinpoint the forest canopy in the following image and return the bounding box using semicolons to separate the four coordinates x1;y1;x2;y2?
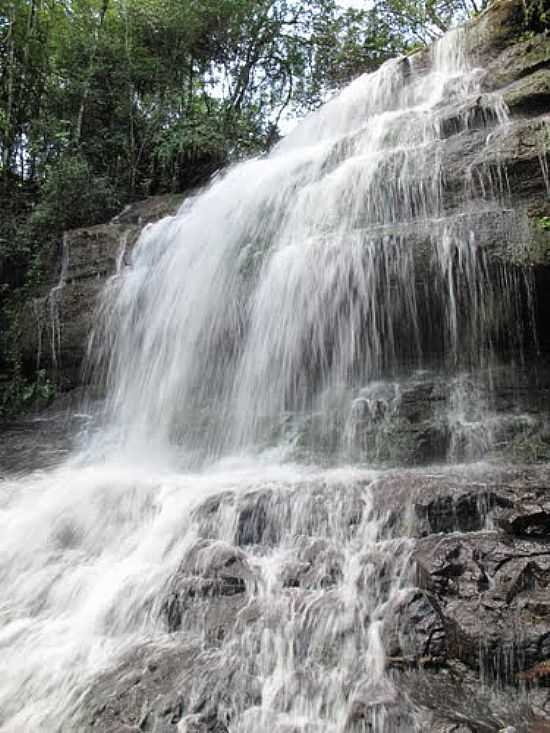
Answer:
1;0;487;207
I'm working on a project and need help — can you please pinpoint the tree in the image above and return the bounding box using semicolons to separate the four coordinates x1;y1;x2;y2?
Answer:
373;0;490;45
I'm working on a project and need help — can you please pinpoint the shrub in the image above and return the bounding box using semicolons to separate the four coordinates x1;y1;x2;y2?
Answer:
30;154;120;233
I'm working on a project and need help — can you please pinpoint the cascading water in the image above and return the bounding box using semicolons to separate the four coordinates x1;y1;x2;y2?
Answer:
86;27;531;467
0;25;541;733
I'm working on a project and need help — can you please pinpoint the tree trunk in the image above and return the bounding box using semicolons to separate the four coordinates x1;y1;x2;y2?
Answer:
2;5;16;190
75;0;110;146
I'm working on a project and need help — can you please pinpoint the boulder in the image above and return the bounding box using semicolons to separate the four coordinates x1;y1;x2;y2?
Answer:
162;540;255;634
415;532;550;678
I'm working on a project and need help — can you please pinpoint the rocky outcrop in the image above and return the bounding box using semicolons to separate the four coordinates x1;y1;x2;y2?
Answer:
76;463;550;732
406;1;550;271
19;193;184;389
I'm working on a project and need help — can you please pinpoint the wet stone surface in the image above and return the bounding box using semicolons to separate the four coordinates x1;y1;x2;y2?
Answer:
75;461;550;732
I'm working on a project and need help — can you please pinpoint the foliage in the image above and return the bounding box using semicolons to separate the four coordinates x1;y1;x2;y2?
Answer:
373;1;490;45
0;367;55;417
523;0;550;32
0;0;485;202
30;154;119;231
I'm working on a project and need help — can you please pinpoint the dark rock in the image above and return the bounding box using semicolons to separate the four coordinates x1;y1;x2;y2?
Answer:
384;589;447;660
111;194;185;227
503;69;550;118
470;117;550;206
178;712;229;733
19;194;184;390
484;32;550;91
72;463;550;731
236;490;278;547
371;463;527;536
278;537;344;590
415;532;550;678
465;0;529;63
163;540;254;633
498;489;550;537
78;643;196;732
403;664;534;732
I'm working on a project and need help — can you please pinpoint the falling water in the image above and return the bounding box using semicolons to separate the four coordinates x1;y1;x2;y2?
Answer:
31;234;70;373
87;28;531;466
0;27;539;732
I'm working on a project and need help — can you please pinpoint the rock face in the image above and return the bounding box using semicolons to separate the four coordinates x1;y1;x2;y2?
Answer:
77;464;550;733
19;194;184;389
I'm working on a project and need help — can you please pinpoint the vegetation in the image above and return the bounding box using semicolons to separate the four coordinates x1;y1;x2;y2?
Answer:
0;0;490;203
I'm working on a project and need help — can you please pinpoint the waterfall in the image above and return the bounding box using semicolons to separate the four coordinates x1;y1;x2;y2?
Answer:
0;27;539;733
87;27;531;466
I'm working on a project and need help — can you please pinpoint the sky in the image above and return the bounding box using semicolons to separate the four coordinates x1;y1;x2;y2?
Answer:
339;0;372;8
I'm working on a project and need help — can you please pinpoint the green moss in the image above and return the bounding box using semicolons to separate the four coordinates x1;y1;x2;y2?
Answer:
523;0;550;33
509;432;550;463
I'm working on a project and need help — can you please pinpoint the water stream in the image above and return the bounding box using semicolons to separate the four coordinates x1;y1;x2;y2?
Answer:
0;27;540;732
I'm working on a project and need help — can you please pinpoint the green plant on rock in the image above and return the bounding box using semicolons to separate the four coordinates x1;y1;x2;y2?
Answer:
30;154;120;233
510;431;550;463
21;369;56;405
523;0;550;32
0;367;56;418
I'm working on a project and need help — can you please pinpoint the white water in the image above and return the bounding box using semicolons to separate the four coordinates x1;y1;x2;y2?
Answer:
86;28;529;466
0;29;536;732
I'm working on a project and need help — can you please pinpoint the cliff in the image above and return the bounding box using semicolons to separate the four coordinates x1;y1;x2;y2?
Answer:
14;1;550;400
17;194;185;391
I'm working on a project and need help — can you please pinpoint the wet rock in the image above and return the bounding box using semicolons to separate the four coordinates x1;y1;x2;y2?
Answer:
178;712;229;733
235;481;367;547
278;537;345;590
470;117;550;205
0;406;79;473
384;589;446;660
80;638;265;733
503;70;550;118
345;691;416;732
111;194;185;227
403;664;534;732
163;540;254;633
19;194;184;390
372;466;513;536
74;464;550;731
415;532;550;678
484;32;550;91
79;644;196;732
465;0;527;63
498;489;550;538
236;490;279;547
191;491;236;540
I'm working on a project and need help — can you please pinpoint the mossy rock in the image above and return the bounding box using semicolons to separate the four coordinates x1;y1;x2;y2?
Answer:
509;431;550;463
503;68;550;116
